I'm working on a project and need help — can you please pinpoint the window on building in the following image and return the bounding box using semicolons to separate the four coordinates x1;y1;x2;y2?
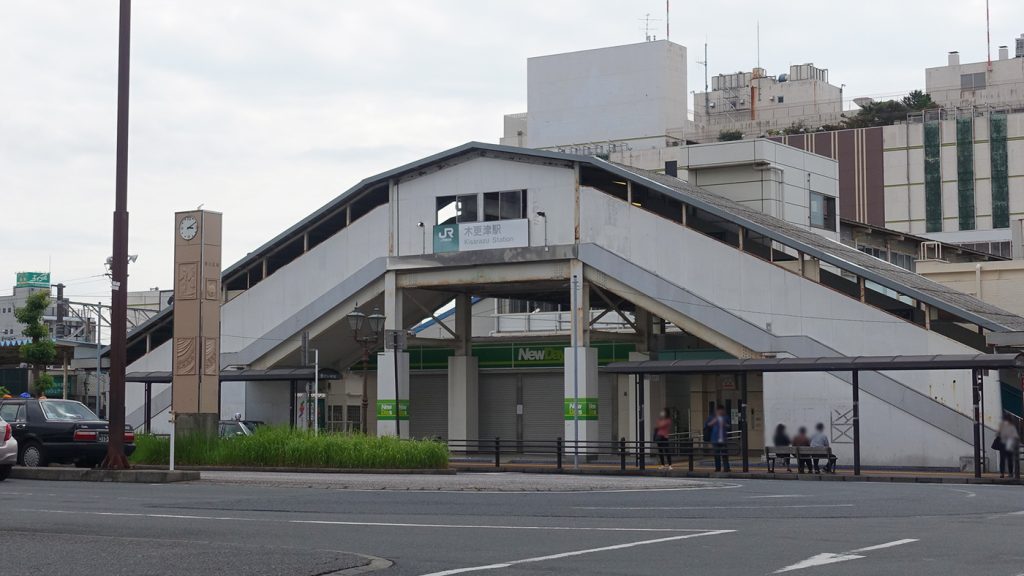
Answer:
436;194;479;225
483;190;527;221
496;299;560;314
776;95;784;103
960;72;986;90
809;192;836;231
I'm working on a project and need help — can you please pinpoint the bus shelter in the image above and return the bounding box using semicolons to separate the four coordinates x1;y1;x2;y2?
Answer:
604;353;1024;477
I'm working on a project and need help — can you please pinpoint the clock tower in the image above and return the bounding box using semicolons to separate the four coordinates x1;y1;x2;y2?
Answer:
172;209;222;437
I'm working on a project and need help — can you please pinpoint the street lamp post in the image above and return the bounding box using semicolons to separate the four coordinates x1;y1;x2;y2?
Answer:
347;305;385;434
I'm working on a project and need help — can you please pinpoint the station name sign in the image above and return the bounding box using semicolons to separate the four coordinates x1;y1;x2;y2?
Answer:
433;218;529;253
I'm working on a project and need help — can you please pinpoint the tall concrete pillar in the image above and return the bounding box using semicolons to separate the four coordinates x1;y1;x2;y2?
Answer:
377;271;409;437
448;293;478;440
565;260;598;452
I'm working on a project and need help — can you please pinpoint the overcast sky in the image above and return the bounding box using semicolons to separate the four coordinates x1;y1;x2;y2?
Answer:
2;0;1022;301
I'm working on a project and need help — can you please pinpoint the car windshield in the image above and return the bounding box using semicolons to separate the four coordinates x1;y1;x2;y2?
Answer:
40;400;99;421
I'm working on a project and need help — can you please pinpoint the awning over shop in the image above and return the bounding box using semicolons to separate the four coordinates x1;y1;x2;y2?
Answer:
124;367;341;383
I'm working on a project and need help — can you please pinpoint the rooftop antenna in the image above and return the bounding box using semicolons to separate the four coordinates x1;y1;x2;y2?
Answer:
639;13;661;42
757;21;761;70
665;0;670;41
697;42;709;116
986;0;992;71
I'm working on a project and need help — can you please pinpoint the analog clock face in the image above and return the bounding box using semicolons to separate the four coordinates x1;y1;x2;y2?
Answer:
179;216;199;240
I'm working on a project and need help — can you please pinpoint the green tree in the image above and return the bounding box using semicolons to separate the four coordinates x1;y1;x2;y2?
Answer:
842;90;937;129
718;129;743;142
900;89;936;111
15;291;57;396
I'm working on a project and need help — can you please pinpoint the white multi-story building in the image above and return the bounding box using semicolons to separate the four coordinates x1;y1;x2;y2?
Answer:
501;40;690;154
692;64;844;140
926;40;1024;110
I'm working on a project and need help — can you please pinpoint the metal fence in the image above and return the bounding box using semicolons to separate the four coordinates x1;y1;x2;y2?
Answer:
446;434;744;472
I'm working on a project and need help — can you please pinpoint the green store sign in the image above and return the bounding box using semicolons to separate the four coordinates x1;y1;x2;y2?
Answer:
16;272;50;289
564;397;598;421
376;399;410;420
357;342;635;371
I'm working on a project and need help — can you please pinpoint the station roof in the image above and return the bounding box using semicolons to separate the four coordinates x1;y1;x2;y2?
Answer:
603;353;1024;374
606;162;1024;333
124;367;341;383
120;142;1024;362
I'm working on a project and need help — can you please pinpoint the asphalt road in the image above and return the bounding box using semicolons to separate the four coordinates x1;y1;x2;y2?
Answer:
2;472;1023;576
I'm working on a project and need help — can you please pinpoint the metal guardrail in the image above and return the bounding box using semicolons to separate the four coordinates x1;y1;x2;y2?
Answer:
446;437;743;472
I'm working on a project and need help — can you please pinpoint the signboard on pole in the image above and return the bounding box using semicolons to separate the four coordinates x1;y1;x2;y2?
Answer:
16;272;50;288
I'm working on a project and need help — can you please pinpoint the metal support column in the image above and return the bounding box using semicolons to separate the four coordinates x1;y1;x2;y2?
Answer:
289;380;296;429
852;370;861;476
972;369;982;478
740;372;749;473
636;373;646;470
144;382;152;435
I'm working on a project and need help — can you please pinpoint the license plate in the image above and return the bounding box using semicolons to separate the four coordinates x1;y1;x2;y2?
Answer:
98;433;108;443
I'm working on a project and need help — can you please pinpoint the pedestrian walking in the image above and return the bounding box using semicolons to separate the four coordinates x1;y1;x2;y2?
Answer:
773;423;792;472
705;405;731;472
654;409;673;470
810;422;830;473
997;415;1021;479
792;426;811;473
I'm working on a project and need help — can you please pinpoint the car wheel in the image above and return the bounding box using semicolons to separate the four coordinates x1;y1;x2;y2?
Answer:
0;465;11;481
20;443;47;468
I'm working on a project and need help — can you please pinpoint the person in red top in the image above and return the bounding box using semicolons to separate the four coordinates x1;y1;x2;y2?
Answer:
654;409;674;470
792;426;812;473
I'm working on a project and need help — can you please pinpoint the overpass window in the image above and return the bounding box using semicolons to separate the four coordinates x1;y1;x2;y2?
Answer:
809;192;836;231
483;190;526;221
436;194;478;225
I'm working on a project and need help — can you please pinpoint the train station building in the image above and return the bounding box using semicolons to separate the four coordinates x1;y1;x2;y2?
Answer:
121;140;1024;468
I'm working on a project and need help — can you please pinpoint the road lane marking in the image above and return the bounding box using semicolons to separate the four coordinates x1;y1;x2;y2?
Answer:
849;538;919;553
746;494;806;499
949;489;976;498
417;529;735;576
774;539;918;573
17;508;708;532
577;504;852;510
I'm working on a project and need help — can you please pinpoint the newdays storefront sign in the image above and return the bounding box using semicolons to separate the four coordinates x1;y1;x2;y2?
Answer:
363;342;635;370
433;219;529;253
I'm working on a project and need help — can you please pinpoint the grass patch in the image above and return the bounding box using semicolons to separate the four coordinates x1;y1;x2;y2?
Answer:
131;426;449;469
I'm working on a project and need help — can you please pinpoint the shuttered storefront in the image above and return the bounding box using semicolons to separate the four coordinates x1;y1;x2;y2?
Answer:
478;374;518;442
409;373;448;440
521;373;564;442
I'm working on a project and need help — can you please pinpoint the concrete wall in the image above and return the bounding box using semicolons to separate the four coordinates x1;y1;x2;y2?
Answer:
220;207;389;355
579;187;1001;466
917;260;1024;316
526;40;688;150
394;155;577;256
925;54;1024;108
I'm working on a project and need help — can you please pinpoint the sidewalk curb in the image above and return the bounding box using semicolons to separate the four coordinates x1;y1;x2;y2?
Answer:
450;464;1024;486
10;468;199;483
133;465;455;475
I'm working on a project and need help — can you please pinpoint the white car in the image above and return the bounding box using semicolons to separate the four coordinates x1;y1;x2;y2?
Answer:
0;416;17;481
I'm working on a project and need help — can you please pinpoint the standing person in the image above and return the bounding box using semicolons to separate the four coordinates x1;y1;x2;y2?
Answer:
654;409;673;470
792;426;811;473
705;405;731;472
773;423;792;472
810;423;830;473
997;415;1021;479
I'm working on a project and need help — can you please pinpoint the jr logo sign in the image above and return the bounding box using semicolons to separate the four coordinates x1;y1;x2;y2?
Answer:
432;223;459;253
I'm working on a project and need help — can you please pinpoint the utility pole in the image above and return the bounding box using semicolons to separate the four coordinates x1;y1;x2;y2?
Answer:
102;0;131;469
572;274;580;471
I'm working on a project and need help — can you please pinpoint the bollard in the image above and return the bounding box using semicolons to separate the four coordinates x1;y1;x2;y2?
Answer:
688;441;694;472
556;437;563;470
495;437;501;468
619;437;626;471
